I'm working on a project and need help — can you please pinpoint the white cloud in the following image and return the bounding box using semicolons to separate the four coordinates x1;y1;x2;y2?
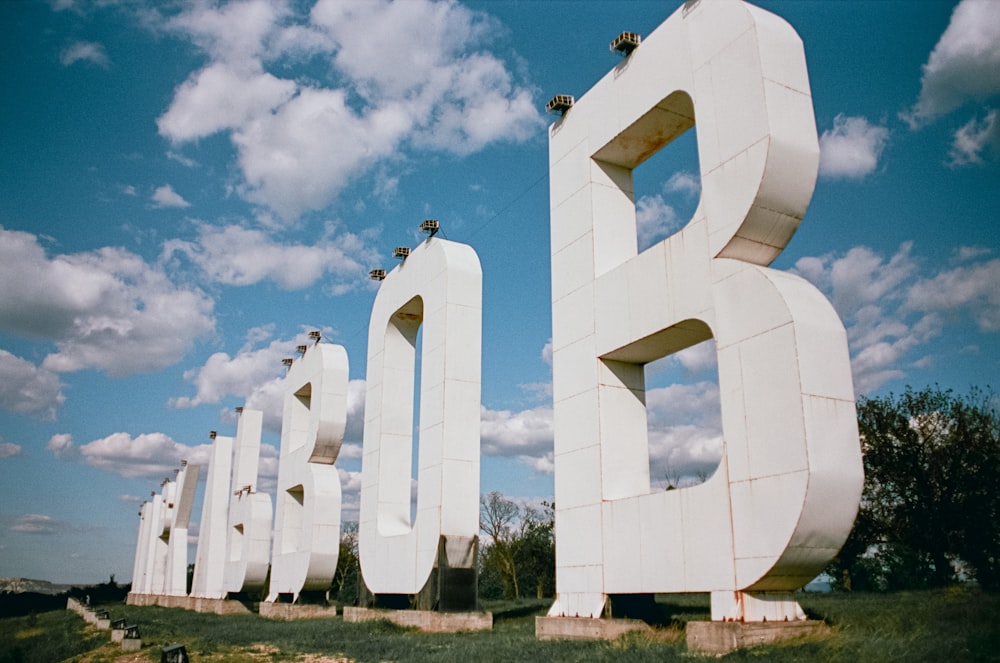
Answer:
665;171;700;197
157;63;296;142
480;404;553;461
0;442;23;459
541;339;552;366
163;223;378;291
949;109;1000;165
818;114;889;179
794;243;1000;393
645;381;723;487
636;194;682;250
170;336;296;410
479;378;724;484
10;514;67;534
158;0;542;221
47;433;77;459
152;184;191;209
0;227;215;377
60;41;109;67
117;494;144;504
0;350;65;419
78;431;214;480
904;0;1000;126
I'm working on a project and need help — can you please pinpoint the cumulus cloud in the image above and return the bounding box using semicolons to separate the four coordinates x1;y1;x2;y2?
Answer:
157;0;542;220
665;171;700;197
0;442;23;458
636;195;683;251
481;404;553;461
904;0;1000;126
47;433;77;459
78;431;213;480
60;41;109;67
152;184;191;209
646;381;723;487
162;223;378;292
0;227;215;377
0;350;65;419
170;336;294;409
794;243;1000;393
818;114;889;179
479;378;724;485
948;109;1000;165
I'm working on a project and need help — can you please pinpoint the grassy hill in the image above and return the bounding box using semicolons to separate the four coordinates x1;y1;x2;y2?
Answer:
1;589;998;662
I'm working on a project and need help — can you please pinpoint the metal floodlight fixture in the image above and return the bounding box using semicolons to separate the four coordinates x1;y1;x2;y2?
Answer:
546;94;574;115
173;468;180;475
180;459;188;467
209;430;217;439
235;406;244;414
393;246;411;260
610;31;641;56
308;330;322;342
282;357;294;367
297;344;308;355
369;269;387;281
420;219;440;236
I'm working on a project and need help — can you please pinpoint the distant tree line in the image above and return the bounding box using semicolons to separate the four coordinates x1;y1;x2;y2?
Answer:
0;575;128;618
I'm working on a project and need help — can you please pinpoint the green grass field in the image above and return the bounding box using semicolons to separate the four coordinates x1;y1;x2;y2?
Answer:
2;589;998;662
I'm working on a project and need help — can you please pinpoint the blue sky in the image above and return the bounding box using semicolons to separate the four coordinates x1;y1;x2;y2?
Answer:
1;0;998;585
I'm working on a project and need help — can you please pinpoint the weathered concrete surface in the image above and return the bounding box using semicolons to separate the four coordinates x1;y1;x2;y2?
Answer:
111;628;125;643
125;593;251;614
535;616;653;641
121;638;142;652
686;620;831;655
343;607;492;633
259;602;337;620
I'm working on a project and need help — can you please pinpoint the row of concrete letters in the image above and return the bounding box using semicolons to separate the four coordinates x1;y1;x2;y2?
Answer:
129;0;864;622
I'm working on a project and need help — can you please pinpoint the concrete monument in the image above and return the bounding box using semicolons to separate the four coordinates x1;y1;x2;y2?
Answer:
222;408;272;596
190;432;233;599
129;462;199;598
355;237;483;617
543;0;864;630
265;342;349;604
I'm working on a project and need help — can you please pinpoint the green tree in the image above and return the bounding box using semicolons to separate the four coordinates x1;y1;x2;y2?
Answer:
479;492;555;600
332;521;359;604
829;386;1000;590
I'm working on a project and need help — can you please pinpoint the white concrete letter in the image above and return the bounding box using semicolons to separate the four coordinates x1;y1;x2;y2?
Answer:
547;0;864;621
266;342;349;602
359;237;482;596
191;434;233;599
223;408;273;595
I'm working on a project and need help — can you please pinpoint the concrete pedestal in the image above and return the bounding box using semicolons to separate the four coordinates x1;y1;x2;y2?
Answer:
259;602;338;620
126;593;252;614
686;620;830;655
121;638;142;652
535;616;653;641
342;607;492;633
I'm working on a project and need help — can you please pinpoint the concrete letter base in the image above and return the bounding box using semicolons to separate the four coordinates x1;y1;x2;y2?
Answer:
111;628;125;643
126;593;251;614
121;638;142;652
343;607;492;633
686;620;830;656
258;602;338;620
535;617;653;641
